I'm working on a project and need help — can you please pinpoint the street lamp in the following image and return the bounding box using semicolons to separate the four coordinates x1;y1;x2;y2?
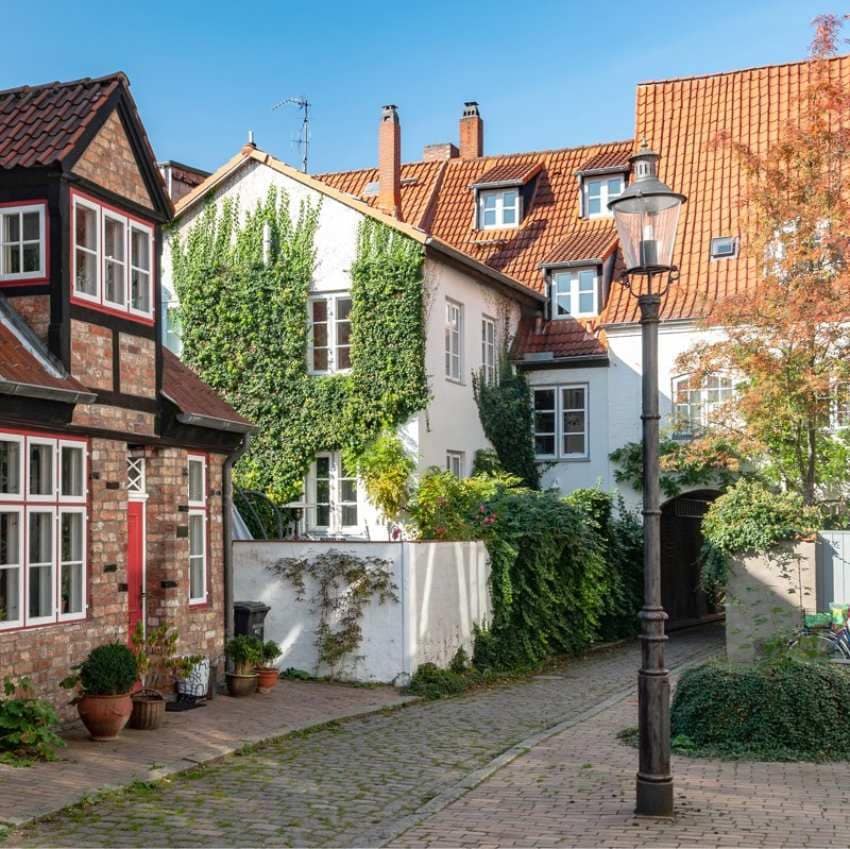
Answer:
608;141;686;818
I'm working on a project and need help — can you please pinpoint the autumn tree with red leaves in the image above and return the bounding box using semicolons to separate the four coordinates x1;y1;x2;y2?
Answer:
678;14;850;506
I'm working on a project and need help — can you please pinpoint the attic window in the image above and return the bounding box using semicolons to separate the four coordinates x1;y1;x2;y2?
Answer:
582;175;624;218
552;268;598;318
710;236;738;260
478;188;519;229
0;203;46;283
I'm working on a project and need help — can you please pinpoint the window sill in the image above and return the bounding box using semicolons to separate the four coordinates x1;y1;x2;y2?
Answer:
445;376;466;386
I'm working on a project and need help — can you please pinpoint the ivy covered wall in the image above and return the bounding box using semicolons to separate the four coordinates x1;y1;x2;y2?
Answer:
170;187;429;503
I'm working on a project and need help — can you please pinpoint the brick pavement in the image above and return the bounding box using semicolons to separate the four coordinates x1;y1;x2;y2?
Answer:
3;626;720;848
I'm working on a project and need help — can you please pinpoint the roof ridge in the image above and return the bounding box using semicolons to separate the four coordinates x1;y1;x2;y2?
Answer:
638;51;850;87
318;138;635;179
0;72;127;100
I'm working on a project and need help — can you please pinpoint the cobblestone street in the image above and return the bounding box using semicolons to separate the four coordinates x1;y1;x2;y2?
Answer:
5;627;720;848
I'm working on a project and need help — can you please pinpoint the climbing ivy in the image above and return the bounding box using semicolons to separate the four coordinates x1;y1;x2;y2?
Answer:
171;190;428;505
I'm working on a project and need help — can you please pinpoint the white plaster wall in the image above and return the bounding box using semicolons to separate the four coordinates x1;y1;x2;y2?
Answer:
526;321;727;509
418;257;522;477
233;539;490;683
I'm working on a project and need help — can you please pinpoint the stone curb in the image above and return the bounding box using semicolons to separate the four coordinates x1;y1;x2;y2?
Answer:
353;648;718;848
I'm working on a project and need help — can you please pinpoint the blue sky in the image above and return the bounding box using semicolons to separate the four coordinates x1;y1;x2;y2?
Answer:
1;0;832;174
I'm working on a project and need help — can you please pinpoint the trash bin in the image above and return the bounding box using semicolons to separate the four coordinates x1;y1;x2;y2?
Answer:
234;601;271;641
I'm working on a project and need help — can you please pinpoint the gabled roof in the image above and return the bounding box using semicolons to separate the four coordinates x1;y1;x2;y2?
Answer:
602;53;850;327
162;349;254;433
471;161;542;188
0;72;171;215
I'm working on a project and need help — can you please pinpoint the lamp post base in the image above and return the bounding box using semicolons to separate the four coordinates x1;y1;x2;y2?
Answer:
636;775;674;817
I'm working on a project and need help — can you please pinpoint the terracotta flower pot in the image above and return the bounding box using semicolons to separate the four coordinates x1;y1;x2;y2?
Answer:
226;672;258;697
129;691;166;730
256;667;279;693
77;693;133;741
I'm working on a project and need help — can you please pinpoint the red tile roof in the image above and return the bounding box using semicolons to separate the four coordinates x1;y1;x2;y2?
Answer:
540;228;617;267
0;74;123;170
162;349;253;432
513;316;606;359
575;149;631;174
602;53;850;326
471;161;542;187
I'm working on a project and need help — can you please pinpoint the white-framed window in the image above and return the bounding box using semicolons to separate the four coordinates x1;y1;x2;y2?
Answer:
446;451;465;478
445;299;464;382
710;235;738;260
481;316;497;385
552;268;598;318
0;203;46;282
478;188;520;229
162;285;183;354
532;384;588;460
308;294;352;374
187;454;208;604
582;174;624;218
672;374;734;438
0;432;86;630
71;191;154;320
308;452;360;534
127;456;146;495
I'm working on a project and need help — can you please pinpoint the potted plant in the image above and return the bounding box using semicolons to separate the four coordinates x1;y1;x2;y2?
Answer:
256;641;282;692
129;624;193;730
61;642;138;741
225;635;261;697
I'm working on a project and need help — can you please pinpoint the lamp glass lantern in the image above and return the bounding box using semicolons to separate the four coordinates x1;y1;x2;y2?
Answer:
608;144;686;274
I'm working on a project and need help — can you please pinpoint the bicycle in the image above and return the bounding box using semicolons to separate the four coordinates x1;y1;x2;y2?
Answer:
788;610;850;661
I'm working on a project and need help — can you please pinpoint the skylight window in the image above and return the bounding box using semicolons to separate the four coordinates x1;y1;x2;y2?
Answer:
710;236;738;260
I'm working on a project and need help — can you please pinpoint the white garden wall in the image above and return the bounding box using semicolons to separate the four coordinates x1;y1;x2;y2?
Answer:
234;539;490;684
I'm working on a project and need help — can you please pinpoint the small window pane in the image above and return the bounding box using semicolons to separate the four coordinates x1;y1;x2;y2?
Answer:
337;298;352;321
131;228;150;272
29;512;53;563
22;212;39;241
483;195;497;211
579;293;595;313
4;244;20;274
0;567;20;624
564;411;585;432
0;440;20;495
189;514;204;557
535;435;555;455
22;243;39;273
562;388;585;410
75;249;98;296
61;512;83;563
316;479;330;505
313;348;328;371
312;300;328;322
535;411;555;432
340;479;357;503
4;214;20;242
316;456;330;477
586;180;601;198
316;505;330;527
587;197;601;215
341;505;358;527
61;562;83;615
534;389;555;411
188;459;204;503
61;446;84;497
29;443;53;496
607;177;623;197
131;269;151;312
313;322;328;347
564;434;585;455
579;270;595;291
483;208;496;227
502;206;516;225
0;512;20;566
76;205;97;250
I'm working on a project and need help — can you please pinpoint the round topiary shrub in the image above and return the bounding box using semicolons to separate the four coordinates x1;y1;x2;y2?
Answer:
78;643;138;696
671;658;850;760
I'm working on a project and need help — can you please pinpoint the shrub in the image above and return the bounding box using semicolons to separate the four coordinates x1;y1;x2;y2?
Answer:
225;635;263;674
671;657;850;760
701;479;821;588
407;662;478;700
260;640;282;666
61;643;138;697
0;677;64;765
344;431;415;521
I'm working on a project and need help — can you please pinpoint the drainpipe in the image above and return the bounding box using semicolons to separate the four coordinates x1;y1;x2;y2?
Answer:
224;433;252;641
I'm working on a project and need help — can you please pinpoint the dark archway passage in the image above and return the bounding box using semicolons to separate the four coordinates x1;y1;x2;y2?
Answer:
660;489;722;627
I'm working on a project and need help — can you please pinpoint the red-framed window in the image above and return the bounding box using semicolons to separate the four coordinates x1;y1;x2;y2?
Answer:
70;189;154;325
0;200;49;287
0;429;88;631
187;453;207;605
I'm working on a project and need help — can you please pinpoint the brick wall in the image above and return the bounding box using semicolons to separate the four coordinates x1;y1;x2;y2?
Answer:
73;109;154;211
0;441;229;719
71;405;156;436
118;333;156;398
10;295;50;343
70;319;113;391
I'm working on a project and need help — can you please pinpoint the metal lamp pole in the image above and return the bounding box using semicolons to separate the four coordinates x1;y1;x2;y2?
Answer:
608;143;686;818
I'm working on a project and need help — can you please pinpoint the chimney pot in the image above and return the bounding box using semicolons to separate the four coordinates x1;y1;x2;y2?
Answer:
378;105;402;218
459;101;483;160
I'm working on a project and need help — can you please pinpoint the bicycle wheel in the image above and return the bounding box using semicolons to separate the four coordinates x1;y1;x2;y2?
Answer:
789;630;849;660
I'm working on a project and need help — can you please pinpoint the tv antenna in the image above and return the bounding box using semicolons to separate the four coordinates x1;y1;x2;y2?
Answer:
272;96;310;172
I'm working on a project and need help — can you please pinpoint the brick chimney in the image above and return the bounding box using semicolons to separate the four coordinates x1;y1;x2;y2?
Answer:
378;104;401;218
423;142;459;162
459;101;483;160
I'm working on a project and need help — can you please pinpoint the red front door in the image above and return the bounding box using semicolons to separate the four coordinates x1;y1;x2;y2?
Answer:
127;501;144;641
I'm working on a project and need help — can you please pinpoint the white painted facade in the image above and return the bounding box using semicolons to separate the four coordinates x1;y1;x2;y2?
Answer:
234;539;491;683
162;157;524;540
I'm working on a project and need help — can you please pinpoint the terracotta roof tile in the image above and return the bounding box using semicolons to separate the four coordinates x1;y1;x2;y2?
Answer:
162;349;253;431
471;161;542;187
514;315;606;359
541;228;617;267
576;149;631;173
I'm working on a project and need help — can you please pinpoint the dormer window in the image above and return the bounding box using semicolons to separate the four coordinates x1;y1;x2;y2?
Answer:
582;175;624;218
0;202;46;283
552;268;598;318
478;188;519;229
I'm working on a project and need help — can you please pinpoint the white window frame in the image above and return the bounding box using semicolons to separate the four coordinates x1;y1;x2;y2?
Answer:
0;505;23;630
0;433;24;500
445;299;464;383
477;188;520;230
446;451;465;478
532;387;558;460
532;384;589;461
26;506;56;627
58;506;86;622
26;436;57;503
127;456;146;496
307;451;361;535
128;221;154;319
671;373;734;439
58;440;87;503
551;268;598;318
0;202;46;282
188;510;207;605
307;293;353;375
72;194;101;305
710;235;738;260
582;174;625;219
481;315;497;385
187;455;206;508
102;209;128;310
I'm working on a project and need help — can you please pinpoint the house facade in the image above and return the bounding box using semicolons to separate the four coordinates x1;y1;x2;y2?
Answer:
0;74;252;714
